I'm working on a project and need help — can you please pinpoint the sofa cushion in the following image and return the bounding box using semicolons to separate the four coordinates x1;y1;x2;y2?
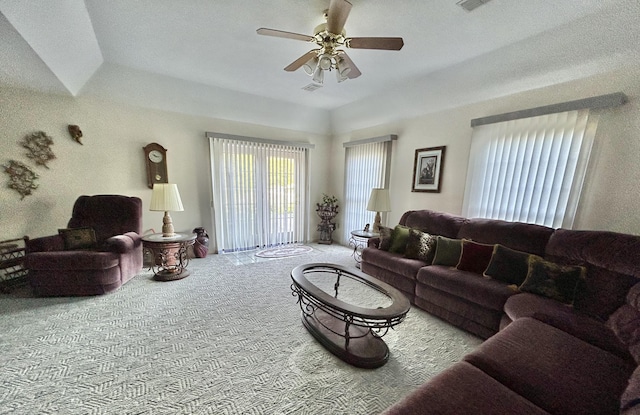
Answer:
401;210;466;239
26;250;120;271
545;228;640;321
58;227;97;250
377;226;393;251
484;244;531;285
389;225;410;254
432;236;462;266
417;265;516;311
404;228;436;263
464;317;635;415
456;240;494;274
519;255;584;304
621;365;640;414
361;248;425;282
382;361;551;415
458;218;553;257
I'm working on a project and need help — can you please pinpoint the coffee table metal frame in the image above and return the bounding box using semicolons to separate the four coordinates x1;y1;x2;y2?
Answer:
290;263;410;368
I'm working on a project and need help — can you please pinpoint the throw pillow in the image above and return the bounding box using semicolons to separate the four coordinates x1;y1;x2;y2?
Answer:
431;236;462;266
519;256;585;304
58;227;97;250
405;228;437;263
484;244;532;285
456;240;495;274
377;226;394;251
389;225;411;254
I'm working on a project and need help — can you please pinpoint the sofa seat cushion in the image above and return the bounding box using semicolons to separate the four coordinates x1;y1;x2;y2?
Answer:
464;317;635;415
504;293;631;359
361;248;426;280
382;361;551;415
26;250;119;271
417;265;516;311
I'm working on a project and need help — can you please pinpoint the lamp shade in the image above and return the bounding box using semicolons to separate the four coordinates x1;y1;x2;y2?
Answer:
367;188;391;212
150;183;184;212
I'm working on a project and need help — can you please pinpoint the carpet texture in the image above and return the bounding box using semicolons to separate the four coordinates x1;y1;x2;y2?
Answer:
255;244;313;258
0;244;481;414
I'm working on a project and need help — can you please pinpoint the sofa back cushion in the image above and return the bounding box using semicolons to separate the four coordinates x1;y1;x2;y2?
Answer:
546;229;640;321
67;195;143;243
400;210;466;239
457;218;553;257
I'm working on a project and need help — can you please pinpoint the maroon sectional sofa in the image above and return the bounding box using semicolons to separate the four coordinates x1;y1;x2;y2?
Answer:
360;210;640;415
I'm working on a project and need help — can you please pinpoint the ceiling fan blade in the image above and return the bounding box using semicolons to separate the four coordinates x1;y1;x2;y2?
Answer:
339;52;361;79
326;0;352;34
256;28;315;42
347;37;404;50
284;50;320;72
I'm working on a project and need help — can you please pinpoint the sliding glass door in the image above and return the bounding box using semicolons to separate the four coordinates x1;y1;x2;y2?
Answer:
209;135;309;253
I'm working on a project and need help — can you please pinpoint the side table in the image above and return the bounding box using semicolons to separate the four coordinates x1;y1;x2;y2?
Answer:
349;230;380;268
142;233;196;281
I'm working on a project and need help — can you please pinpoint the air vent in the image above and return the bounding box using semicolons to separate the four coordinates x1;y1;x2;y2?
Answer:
457;0;492;12
302;83;323;92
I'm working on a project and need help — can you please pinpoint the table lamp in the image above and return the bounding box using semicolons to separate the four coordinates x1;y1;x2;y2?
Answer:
150;183;184;237
367;188;391;233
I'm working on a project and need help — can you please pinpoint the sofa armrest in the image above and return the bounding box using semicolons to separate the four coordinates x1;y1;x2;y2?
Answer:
26;235;64;253
367;237;380;248
105;232;141;254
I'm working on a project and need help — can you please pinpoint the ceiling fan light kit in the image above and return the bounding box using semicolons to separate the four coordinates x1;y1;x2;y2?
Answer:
257;0;403;85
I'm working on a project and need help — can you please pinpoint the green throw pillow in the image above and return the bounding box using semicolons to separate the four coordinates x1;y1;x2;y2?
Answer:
484;244;532;285
389;225;410;254
519;256;585;304
405;228;437;263
58;227;97;250
432;236;462;266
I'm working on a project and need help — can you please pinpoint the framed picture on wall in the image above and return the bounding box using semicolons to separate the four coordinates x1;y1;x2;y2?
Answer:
411;146;446;193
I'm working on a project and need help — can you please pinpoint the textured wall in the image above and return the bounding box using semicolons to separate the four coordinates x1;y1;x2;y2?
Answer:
0;86;330;247
331;67;640;240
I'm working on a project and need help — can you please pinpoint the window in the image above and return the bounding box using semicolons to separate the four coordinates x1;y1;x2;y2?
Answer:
208;134;311;252
462;109;598;228
342;136;395;242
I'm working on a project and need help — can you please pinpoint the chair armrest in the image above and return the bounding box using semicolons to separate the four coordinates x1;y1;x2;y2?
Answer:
26;235;64;253
105;232;142;253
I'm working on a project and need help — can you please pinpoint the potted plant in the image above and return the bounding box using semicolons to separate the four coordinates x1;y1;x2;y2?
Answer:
316;194;339;244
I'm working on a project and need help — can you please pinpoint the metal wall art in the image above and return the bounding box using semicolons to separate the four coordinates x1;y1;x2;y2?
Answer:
68;125;83;144
3;160;39;199
20;131;55;168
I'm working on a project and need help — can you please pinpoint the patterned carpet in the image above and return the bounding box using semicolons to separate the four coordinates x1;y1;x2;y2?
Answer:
0;244;481;415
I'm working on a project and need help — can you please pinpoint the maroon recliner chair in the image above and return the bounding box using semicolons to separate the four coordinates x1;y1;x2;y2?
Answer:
25;195;143;296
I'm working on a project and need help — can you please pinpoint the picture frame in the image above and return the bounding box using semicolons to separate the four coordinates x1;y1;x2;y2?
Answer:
411;146;446;193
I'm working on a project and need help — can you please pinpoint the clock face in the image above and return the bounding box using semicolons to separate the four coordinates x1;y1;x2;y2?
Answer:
148;150;164;163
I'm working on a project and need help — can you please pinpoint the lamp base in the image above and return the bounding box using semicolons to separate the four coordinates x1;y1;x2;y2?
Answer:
162;211;176;237
372;212;382;233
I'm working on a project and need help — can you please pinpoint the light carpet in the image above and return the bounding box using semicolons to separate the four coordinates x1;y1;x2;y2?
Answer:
255;244;313;259
0;244;482;415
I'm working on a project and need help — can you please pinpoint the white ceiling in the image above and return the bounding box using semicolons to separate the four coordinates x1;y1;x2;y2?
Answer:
1;0;639;135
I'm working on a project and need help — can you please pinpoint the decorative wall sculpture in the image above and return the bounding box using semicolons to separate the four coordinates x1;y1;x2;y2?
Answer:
3;160;38;199
20;131;56;168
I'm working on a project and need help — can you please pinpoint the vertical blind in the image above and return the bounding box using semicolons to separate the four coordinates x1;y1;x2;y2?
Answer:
462;109;598;228
209;136;308;252
342;140;391;242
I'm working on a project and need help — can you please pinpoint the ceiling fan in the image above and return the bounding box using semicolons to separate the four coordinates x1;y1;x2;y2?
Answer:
257;0;404;84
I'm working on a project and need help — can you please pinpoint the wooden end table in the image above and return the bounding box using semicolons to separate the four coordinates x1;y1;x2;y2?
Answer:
142;233;196;281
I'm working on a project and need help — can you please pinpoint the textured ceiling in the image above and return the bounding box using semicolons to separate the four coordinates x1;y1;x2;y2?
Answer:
1;0;638;134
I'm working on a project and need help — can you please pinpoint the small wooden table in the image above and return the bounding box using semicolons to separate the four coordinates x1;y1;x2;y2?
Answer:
291;263;410;368
142;233;196;281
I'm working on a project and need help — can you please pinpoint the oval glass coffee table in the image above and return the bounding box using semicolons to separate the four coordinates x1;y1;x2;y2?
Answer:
291;263;410;368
